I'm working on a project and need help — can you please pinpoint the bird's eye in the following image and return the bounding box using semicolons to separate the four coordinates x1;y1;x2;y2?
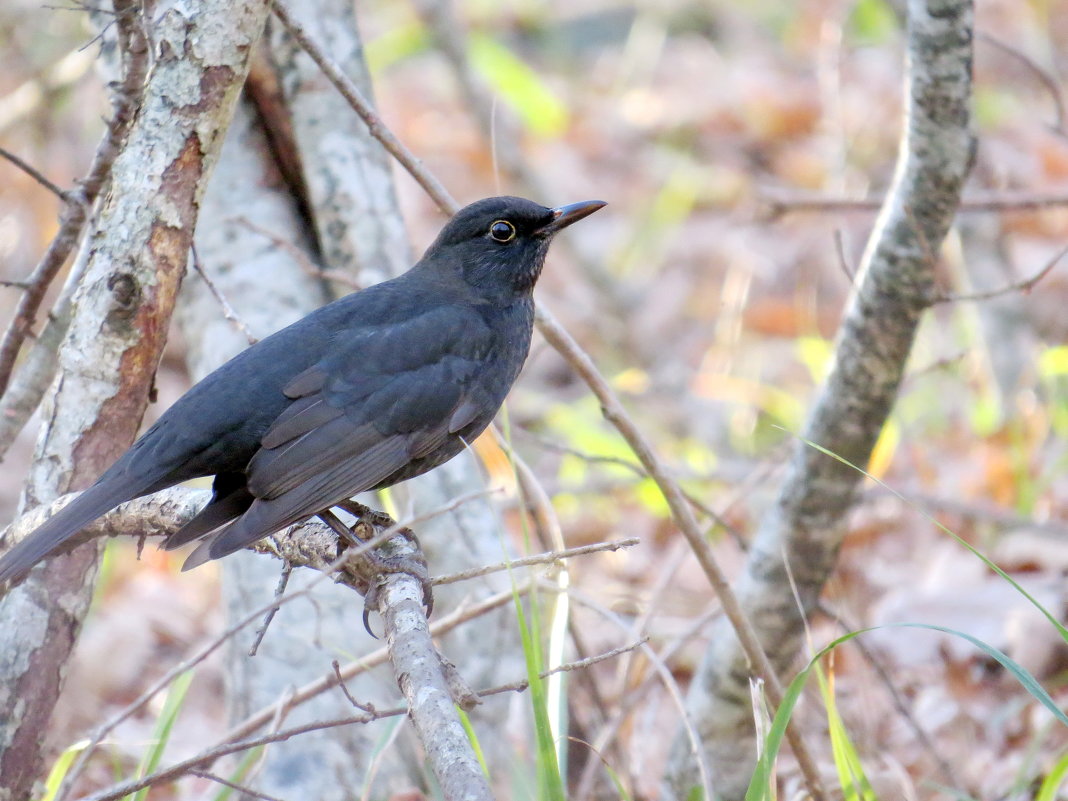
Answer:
489;220;516;243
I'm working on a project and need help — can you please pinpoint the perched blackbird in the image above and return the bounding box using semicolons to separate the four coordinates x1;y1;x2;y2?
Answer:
0;196;605;585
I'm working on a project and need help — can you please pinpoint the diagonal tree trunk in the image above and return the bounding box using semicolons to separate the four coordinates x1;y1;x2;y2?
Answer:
665;0;976;797
0;3;270;799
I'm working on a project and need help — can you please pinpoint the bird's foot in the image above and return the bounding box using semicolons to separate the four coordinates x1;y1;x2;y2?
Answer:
322;503;434;637
359;546;432;638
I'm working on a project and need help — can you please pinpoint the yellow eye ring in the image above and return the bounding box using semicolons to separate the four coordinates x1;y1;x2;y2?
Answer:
489;220;516;243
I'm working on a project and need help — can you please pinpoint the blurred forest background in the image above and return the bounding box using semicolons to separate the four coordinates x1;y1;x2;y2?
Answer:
1;0;1068;799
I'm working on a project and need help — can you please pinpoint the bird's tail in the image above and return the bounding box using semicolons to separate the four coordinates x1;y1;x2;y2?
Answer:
0;477;147;586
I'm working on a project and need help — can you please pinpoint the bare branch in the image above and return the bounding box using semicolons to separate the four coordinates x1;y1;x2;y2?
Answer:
762;188;1068;217
432;537;640;586
234;216;363;290
271;0;459;216
378;563;493;799
190;245;258;345
0;0;150;396
47;488;500;800
933;243;1067;303
534;306;826;798
977;30;1067;136
73;587;638;801
188;772;287;801
0;146;67;200
0;290;75;457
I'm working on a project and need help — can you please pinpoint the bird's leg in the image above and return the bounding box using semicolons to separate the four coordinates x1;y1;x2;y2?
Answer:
331;500;386;529
316;507;363;548
322;503;433;636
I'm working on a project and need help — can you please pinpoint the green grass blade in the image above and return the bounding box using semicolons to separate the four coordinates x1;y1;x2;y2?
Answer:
365;21;428;74
469;34;568;136
499;405;566;801
514;591;567;801
897;623;1068;726
458;707;490;777
748;623;1068;799
130;669;195;801
746;665;810;801
210;746;264;801
815;664;877;800
790;433;1068;643
39;740;90;801
1036;750;1068;801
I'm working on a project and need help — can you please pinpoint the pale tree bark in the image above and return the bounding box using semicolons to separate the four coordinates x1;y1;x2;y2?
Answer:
184;91;380;801
176;3;524;796
0;3;270;800
665;0;976;797
264;1;411;288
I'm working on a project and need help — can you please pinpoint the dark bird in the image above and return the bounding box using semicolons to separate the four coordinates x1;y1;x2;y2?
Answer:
0;196;605;585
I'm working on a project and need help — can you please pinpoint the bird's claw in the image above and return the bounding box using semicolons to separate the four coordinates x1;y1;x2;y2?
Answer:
359;556;433;638
330;508;434;636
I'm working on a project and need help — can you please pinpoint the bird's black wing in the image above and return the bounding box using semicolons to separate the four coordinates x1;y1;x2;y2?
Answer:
182;304;496;567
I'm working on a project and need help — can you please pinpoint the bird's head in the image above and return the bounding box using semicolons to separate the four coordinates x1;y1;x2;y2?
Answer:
423;196;605;297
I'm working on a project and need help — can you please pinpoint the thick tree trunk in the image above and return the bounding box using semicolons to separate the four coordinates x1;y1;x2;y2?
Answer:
0;3;270;799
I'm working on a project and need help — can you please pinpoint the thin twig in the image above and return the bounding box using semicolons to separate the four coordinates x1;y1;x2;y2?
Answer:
534;306;827;800
234;216;362;290
76;634;639;801
977;30;1067;136
78;712;390;801
432;537;639;586
248;561;292;656
331;660;370;710
271;1;459;216
188;771;287;801
763;188;1068;216
933;243;1067;303
476;639;648;698
833;228;855;284
190;244;258;345
551;638;647;674
0;146;67;200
